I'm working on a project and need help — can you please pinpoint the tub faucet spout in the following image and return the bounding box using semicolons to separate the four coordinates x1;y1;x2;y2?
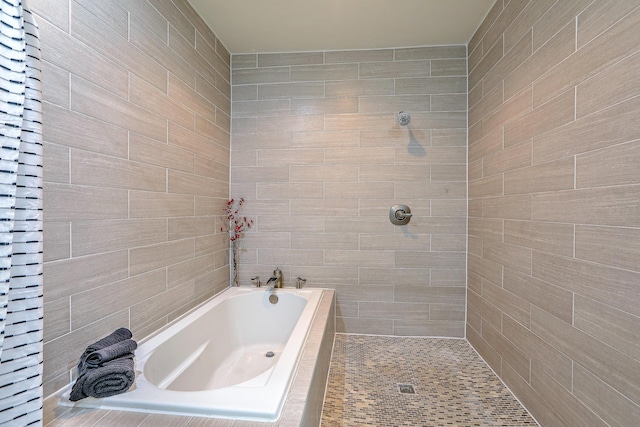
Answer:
266;268;284;289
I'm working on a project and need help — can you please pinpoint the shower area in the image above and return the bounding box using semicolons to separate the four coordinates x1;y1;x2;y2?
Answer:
13;0;639;425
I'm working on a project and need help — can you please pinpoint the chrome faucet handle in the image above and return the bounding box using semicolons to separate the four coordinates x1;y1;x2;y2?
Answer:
296;277;306;289
251;276;262;287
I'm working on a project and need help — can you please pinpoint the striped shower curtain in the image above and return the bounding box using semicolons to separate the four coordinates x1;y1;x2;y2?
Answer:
0;0;44;425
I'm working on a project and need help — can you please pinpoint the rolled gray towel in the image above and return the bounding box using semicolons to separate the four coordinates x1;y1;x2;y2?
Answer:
69;355;135;401
85;339;137;368
77;327;132;372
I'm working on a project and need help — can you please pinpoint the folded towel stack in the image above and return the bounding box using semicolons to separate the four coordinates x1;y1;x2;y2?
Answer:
70;327;137;402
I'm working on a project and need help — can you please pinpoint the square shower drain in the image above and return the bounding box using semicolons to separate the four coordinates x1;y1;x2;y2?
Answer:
398;384;416;394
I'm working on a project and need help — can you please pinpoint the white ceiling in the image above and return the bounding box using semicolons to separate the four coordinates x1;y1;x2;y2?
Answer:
187;0;497;54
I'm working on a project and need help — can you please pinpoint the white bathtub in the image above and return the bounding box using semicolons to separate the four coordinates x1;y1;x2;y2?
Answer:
62;286;326;422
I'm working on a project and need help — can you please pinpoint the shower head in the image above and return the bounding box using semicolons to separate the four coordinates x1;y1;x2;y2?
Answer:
398;111;411;126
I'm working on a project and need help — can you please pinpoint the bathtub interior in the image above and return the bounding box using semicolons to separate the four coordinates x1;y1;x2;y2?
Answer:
144;290;308;392
55;287;332;423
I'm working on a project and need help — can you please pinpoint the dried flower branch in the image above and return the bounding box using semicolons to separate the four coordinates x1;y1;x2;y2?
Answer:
221;198;254;243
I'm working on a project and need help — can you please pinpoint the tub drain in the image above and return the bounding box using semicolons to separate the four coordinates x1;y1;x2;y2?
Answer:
266;351;275;358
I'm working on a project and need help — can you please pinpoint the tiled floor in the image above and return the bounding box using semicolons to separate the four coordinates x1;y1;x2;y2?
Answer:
321;334;539;426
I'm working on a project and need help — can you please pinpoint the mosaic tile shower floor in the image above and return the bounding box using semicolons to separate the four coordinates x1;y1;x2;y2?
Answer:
321;335;538;427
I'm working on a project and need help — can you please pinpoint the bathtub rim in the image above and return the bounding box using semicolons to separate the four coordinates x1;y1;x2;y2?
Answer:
54;286;332;422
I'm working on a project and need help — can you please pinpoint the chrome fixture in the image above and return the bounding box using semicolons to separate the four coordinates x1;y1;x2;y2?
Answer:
251;276;262;287
398;111;411;126
389;204;413;225
296;277;306;289
266;268;284;289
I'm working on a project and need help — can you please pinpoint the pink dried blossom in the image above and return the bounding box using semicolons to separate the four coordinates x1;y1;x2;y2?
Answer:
221;197;253;243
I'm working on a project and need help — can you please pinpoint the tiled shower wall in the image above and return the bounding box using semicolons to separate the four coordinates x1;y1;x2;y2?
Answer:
231;47;467;336
468;1;640;426
32;0;231;397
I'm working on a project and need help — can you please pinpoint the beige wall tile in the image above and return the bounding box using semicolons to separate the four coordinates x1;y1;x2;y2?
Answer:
291;63;358;81
43;103;128;158
483;141;532;176
326;49;393;63
503;268;573;324
469;128;502;162
359;95;430;114
576;140;640;189
44;182;128;221
504;220;573;257
292;97;359;115
43;297;70;343
577;50;640;118
168;217;216;241
504;22;575;101
258;52;323;67
574;295;640;362
258;82;324;99
577;0;640;48
290;165;357;182
360;60;430;79
71;149;166;192
468;174;503;198
468;35;503;90
481;86;532;139
534;94;640;165
468;2;640;420
431;94;467;112
130;239;195;276
482;320;530;379
130;18;195;89
70;76;167;142
396;76;467;95
504;157;574;195
394;285;465;305
531;305;640;407
532;251;640;318
483;195;531;220
326;79;394;97
431;59;467;76
574;364;640;427
70;269;166;329
71;2;166;90
531;185;640;228
291;199;358;216
44;250;129;302
530;362;609;427
358;301;429;321
39;0;230;401
503;0;551;51
396;45;466;60
43;221;70;262
483;239;532;275
71;219;167;257
41;61;70;109
168;170;227;198
532;0;593;51
129;191;195;219
130;133;194;173
130;74;195;129
535;5;640;107
39;17;128;99
233;66;290;85
504;89;575;148
575;225;640;272
485;31;533;96
502;314;573;390
336;317;394;335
